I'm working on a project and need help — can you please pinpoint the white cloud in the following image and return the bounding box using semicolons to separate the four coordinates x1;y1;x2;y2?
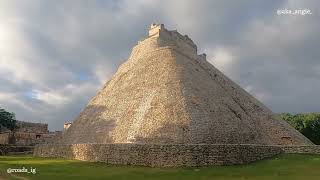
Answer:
30;89;70;106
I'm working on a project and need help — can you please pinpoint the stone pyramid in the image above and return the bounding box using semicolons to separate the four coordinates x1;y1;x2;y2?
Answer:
61;24;312;146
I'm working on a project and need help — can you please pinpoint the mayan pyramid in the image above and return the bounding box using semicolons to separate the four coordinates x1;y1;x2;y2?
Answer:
61;24;312;146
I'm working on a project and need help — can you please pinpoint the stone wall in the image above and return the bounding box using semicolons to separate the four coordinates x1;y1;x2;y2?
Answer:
0;144;34;155
279;145;320;154
16;121;48;134
34;144;281;167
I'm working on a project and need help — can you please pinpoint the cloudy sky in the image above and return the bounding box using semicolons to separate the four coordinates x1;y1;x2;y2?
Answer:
0;0;319;130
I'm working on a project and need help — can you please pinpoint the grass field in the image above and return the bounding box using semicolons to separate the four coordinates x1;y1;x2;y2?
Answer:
0;154;320;180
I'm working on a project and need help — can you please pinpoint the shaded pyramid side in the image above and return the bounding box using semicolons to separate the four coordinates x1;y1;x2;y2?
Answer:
171;48;313;145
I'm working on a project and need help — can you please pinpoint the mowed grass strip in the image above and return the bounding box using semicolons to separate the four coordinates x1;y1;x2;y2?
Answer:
0;154;319;180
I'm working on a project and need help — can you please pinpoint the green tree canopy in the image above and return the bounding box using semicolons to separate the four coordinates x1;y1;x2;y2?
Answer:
280;113;320;145
0;107;17;131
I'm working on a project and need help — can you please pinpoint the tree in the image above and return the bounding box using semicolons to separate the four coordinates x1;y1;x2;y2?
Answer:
280;113;320;145
301;115;320;145
280;113;304;131
0;107;17;131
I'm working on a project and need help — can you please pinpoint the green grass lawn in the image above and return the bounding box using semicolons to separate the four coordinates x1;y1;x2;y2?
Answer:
0;154;320;180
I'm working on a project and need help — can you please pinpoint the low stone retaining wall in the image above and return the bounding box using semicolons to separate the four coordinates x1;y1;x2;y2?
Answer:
279;145;320;154
0;144;34;155
34;144;281;167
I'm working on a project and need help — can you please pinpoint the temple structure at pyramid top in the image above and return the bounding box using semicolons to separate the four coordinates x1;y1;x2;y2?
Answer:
148;23;197;52
134;23;207;61
58;23;313;146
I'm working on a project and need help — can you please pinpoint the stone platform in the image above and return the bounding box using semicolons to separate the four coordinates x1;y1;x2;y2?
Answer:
34;144;284;167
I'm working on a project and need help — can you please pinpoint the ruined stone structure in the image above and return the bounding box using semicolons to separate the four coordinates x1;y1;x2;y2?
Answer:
0;121;50;146
34;24;314;166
